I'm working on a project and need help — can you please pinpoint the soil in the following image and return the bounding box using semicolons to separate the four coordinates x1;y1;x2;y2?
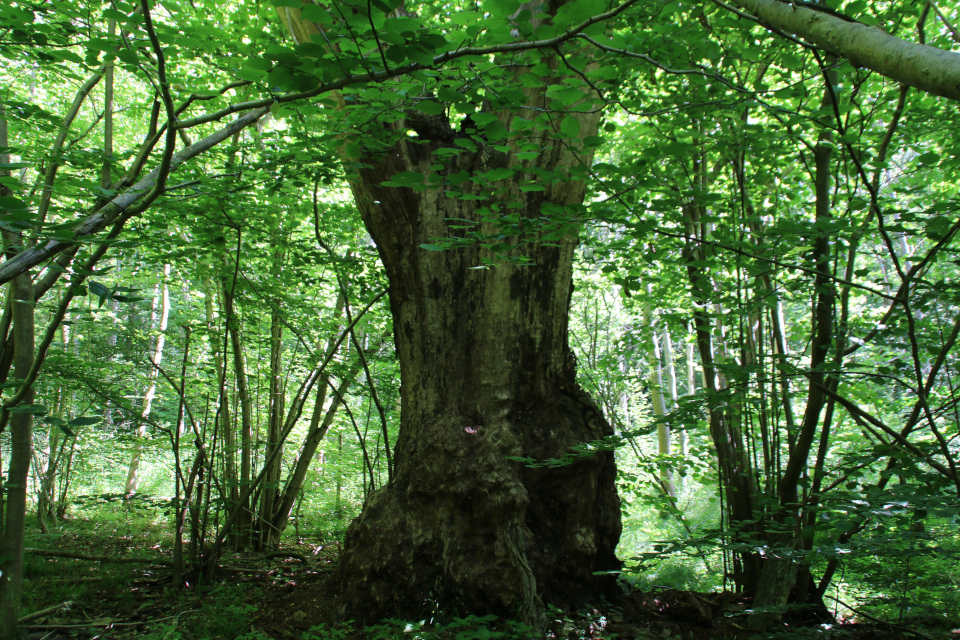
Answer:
18;521;953;640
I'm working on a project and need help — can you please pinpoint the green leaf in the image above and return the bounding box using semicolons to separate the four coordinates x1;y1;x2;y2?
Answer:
437;87;465;103
8;404;48;415
419;243;446;251
235;63;267;81
415;100;445;116
0;196;29;213
89;281;109;298
560;116;580;139
485;168;516;181
68;416;102;427
482;121;509;141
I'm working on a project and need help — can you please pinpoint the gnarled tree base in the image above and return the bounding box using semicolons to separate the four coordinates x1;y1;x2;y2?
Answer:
333;391;621;625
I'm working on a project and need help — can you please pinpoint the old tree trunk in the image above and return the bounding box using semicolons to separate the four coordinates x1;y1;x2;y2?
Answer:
281;1;622;625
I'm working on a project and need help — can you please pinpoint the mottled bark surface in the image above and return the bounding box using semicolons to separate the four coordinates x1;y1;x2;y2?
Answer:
331;99;622;622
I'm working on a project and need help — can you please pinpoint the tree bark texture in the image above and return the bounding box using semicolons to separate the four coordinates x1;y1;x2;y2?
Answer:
330;103;622;626
279;0;623;622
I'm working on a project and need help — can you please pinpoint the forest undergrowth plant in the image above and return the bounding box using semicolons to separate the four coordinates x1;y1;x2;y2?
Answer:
837;518;960;628
183;583;259;639
304;615;541;640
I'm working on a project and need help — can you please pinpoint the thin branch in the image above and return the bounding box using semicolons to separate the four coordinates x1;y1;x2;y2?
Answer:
928;0;960;44
35;65;107;226
555;46;604;101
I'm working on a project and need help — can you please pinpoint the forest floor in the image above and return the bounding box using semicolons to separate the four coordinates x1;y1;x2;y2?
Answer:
18;515;955;640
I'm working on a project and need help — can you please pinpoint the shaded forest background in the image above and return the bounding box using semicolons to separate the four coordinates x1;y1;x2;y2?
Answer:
2;0;960;636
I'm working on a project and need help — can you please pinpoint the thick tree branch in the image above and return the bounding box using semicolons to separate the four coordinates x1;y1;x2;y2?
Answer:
727;0;960;100
0;107;269;286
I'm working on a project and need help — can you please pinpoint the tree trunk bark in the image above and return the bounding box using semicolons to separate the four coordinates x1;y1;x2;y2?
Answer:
331;114;621;625
0;269;35;637
257;310;284;549
277;0;623;622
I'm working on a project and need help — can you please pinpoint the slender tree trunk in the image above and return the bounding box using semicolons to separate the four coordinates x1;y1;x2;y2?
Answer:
257;310;284;549
683;201;761;592
266;292;352;545
37;402;63;529
101;19;115;195
643;292;675;498
747;66;840;631
230;322;254;546
334;431;343;518
681;323;696;460
125;264;171;495
172;326;191;586
203;278;239;538
0;268;35;637
662;328;682;489
268;369;358;544
56;436;77;519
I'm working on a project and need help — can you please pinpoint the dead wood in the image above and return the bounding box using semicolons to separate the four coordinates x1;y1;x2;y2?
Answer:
25;547;173;565
18;600;73;623
263;551;308;563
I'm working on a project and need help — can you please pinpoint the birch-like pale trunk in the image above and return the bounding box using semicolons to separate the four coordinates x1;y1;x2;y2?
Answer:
662;327;682;489
643;289;675;498
124;264;171;495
